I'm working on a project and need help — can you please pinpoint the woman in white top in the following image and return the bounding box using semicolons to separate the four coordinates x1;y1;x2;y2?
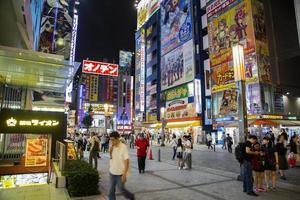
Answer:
176;138;184;170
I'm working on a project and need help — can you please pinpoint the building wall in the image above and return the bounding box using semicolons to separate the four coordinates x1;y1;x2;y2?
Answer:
283;96;300;116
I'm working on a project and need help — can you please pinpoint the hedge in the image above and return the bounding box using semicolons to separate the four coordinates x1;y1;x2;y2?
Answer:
63;160;100;197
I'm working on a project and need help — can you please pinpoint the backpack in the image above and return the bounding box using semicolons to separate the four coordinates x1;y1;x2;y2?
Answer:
235;142;246;164
91;140;100;152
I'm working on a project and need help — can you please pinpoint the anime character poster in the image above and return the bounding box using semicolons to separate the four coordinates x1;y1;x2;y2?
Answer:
252;0;271;83
137;0;160;29
160;0;193;56
39;0;73;59
219;90;238;115
207;0;256;67
210;52;259;93
161;39;194;91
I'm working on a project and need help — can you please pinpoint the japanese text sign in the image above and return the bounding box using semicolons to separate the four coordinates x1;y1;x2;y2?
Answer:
82;60;118;77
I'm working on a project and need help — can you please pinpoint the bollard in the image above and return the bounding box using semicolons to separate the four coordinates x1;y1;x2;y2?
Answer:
214;144;216;152
158;148;161;162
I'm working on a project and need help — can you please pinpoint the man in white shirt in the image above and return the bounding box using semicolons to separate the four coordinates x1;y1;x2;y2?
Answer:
108;131;135;200
182;135;192;169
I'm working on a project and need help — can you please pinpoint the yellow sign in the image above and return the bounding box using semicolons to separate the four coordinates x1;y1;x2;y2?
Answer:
6;117;59;127
212;82;236;93
262;115;283;120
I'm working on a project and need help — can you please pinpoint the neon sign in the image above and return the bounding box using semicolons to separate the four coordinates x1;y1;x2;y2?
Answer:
6;117;59;127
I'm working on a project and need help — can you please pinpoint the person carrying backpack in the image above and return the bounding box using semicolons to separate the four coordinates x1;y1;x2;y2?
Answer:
89;132;100;169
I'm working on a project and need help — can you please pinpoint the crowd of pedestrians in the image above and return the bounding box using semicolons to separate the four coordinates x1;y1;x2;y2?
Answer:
241;129;299;197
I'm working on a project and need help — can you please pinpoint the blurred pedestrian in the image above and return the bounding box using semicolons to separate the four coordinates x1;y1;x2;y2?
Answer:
108;131;135;200
251;142;265;192
135;133;149;174
77;134;84;159
206;133;213;150
262;137;278;191
129;133;135;149
242;135;260;196
276;135;288;180
227;134;233;153
288;135;297;168
176;138;184;170
170;134;177;160
182;135;192;169
89;132;100;169
221;132;227;149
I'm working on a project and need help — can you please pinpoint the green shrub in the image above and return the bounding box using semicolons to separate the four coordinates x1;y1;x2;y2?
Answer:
63;160;100;197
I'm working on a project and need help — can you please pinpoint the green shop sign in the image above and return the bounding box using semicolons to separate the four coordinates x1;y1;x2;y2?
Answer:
165;84;189;102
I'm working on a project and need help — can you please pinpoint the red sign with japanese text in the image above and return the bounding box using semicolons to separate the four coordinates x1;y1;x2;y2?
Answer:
82;60;118;76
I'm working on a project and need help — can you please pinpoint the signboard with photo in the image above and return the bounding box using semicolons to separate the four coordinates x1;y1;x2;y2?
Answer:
161;39;195;91
25;138;48;167
165;98;196;120
161;0;193;56
119;51;133;68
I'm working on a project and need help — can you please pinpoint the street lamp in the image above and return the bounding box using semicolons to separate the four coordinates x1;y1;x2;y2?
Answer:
160;107;166;146
232;44;248;143
104;104;109;134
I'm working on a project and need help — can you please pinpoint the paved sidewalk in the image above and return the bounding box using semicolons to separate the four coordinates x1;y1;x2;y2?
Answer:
94;147;300;200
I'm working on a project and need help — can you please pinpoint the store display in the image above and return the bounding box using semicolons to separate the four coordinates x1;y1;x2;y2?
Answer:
66;141;77;160
25;138;48;167
0;173;48;188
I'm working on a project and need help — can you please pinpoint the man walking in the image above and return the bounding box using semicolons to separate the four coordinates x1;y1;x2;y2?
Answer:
89;132;100;169
108;131;135;200
242;135;260;196
135;133;149;173
221;132;227;149
227;134;233;153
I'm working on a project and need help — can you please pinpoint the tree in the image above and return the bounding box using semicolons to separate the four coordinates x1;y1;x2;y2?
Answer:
82;105;94;133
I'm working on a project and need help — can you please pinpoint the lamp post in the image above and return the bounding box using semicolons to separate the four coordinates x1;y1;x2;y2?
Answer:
104;104;109;134
232;44;248;143
160;107;166;147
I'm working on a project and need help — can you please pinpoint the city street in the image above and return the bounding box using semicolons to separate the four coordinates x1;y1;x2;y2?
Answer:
95;145;300;200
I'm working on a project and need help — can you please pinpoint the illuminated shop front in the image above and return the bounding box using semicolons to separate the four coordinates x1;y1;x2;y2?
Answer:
0;109;67;188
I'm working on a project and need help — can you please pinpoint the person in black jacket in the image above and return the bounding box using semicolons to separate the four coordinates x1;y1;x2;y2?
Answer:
290;135;298;154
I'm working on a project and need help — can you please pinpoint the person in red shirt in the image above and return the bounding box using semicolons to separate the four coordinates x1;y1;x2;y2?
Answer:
135;133;149;174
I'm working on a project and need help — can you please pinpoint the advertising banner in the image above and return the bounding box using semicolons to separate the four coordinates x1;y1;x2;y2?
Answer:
161;39;195;91
25;138;48;167
135;35;141;111
212;89;238;116
119;51;133;68
210;52;258;93
252;0;271;83
207;0;256;67
83;60;118;77
140;29;146;112
89;75;98;102
162;82;193;102
161;0;193;56
137;0;160;29
165;98;196;120
39;0;73;59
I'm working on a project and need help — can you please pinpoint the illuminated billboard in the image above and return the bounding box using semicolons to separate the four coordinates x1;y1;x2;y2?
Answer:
160;39;195;91
160;0;193;56
119;50;133;67
82;60;118;77
137;0;160;29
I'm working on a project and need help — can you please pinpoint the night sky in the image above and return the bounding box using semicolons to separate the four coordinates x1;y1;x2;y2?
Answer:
75;0;137;64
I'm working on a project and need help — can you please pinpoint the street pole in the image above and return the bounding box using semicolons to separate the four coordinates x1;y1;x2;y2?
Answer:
232;44;248;143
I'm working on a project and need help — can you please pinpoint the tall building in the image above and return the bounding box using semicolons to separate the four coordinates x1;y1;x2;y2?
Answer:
203;0;300;142
134;0;212;142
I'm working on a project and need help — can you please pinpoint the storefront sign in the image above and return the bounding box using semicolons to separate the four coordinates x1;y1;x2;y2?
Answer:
25;138;48;167
0;110;66;134
215;116;235;122
165;98;196;120
164;84;189;102
82;60;118;77
261;115;283;120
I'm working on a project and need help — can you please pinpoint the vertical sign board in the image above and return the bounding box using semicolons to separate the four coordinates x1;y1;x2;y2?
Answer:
140;29;146;112
194;79;202;114
89;75;98;102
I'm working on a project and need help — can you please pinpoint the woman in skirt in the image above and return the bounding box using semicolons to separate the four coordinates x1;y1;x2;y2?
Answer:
276;135;288;180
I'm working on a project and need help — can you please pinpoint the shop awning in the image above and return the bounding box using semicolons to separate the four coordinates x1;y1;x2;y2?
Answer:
0;45;80;92
148;117;202;129
249;119;300;127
